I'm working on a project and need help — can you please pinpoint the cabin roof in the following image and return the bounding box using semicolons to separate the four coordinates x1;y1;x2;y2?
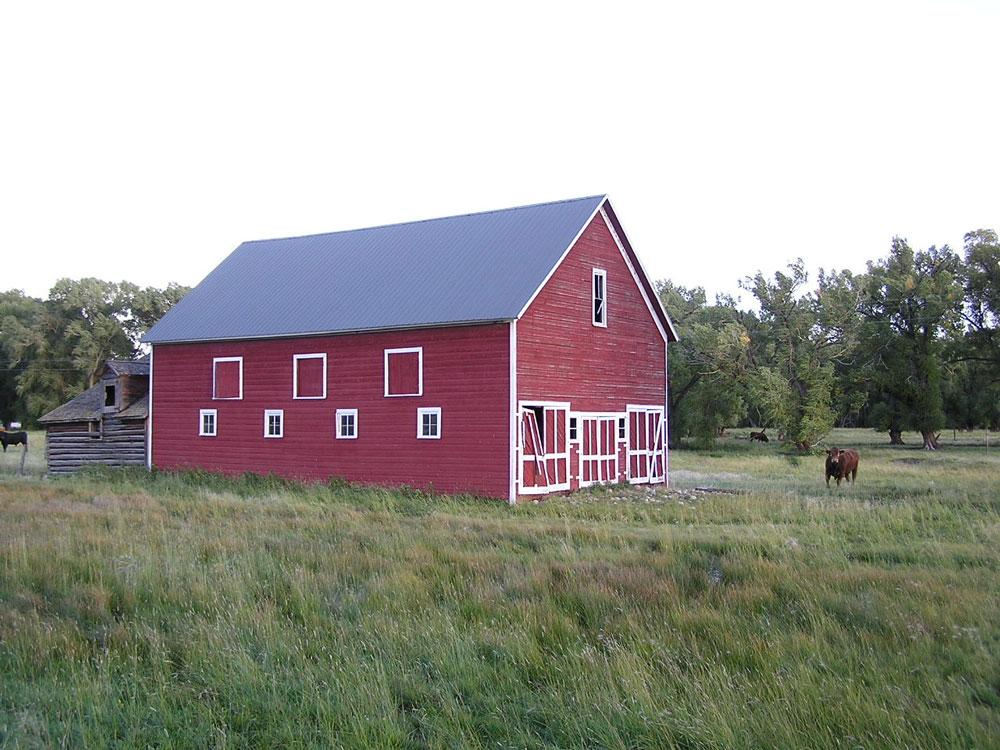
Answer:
143;195;612;343
38;360;150;424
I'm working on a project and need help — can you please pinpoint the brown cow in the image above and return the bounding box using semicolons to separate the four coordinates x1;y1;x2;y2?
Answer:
825;447;859;487
749;428;769;443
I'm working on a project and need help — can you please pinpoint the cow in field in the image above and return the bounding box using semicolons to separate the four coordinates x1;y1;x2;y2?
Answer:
825;447;859;487
0;430;27;452
749;428;769;443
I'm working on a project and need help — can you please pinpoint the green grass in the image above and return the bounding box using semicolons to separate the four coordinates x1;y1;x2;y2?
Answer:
1;429;998;748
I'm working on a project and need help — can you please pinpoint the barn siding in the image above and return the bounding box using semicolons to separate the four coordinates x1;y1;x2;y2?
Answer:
517;212;667;491
151;323;510;498
45;417;147;475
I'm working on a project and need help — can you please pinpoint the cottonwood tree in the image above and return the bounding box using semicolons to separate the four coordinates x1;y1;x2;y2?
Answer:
859;238;963;449
741;261;859;450
659;282;749;447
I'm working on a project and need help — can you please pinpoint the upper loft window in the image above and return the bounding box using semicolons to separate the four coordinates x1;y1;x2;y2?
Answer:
592;268;607;327
213;357;243;400
103;384;117;410
293;353;327;399
384;347;423;397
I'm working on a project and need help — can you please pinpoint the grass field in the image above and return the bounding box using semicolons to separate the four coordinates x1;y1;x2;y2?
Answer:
1;429;998;748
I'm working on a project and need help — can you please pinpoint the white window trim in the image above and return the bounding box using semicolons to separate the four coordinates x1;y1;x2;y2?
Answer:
213;356;243;400
336;408;358;439
592;268;608;328
264;409;284;439
199;409;217;437
417;407;441;439
384;347;423;397
293;353;327;400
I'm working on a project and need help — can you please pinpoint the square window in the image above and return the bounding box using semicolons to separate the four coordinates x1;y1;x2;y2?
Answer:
336;409;358;439
213;357;243;400
264;409;283;438
385;347;423;397
417;407;441;439
592;269;607;327
293;353;327;399
200;409;217;437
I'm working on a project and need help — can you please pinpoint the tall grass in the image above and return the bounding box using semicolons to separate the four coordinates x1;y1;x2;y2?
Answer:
1;429;997;748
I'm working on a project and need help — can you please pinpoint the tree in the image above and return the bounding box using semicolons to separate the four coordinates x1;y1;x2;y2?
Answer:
859;238;963;449
959;229;1000;372
2;279;190;423
741;261;859;450
659;282;749;447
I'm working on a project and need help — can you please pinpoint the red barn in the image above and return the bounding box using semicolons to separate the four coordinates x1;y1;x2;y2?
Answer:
144;196;677;503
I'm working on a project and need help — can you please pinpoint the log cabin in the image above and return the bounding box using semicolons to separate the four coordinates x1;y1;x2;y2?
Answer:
39;359;149;474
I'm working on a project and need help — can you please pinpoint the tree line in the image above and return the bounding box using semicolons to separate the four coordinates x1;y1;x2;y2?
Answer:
0;279;189;424
659;229;1000;450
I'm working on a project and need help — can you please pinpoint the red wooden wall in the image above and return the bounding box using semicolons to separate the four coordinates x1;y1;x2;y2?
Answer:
152;323;510;498
518;212;667;409
517;212;667;493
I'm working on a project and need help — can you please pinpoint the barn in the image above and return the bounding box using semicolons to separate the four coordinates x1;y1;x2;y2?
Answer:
143;195;677;502
39;359;149;474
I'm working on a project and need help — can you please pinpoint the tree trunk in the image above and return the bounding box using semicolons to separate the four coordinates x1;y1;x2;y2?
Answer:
795;440;811;451
921;431;940;450
888;429;905;445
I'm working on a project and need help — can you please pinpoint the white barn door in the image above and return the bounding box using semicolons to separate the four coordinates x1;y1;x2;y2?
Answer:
519;403;570;495
627;405;665;484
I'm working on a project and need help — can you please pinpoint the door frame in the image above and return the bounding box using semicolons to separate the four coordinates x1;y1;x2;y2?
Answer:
626;404;665;485
517;401;571;495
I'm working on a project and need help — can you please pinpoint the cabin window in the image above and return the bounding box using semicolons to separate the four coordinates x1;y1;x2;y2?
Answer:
200;409;217;437
592;268;607;327
213;357;243;400
336;408;358;439
618;417;626;441
88;420;102;439
417;407;441;439
293;353;327;399
384;347;423;397
104;384;117;409
569;416;578;442
264;409;284;438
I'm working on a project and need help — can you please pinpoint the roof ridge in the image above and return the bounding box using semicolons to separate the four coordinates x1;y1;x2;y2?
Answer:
240;194;607;246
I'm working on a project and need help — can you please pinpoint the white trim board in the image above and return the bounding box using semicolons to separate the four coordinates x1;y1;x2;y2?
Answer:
508;320;518;505
147;346;154;469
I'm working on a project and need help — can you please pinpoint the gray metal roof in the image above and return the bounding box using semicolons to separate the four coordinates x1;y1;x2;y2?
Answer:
144;195;608;343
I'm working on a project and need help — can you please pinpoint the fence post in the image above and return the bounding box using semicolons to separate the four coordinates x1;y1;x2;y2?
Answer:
16;442;27;476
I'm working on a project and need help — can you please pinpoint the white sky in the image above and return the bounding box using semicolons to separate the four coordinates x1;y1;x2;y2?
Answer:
2;0;997;306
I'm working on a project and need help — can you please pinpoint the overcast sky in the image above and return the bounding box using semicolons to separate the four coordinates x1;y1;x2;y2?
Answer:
3;1;997;306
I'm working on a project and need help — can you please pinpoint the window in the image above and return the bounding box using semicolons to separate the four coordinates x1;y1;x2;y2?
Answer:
293;353;327;399
384;347;423;397
88;420;102;440
569;416;578;442
213;357;243;400
104;384;117;409
592;268;607;327
200;409;217;437
264;409;283;438
618;417;626;441
336;409;358;439
417;407;441;439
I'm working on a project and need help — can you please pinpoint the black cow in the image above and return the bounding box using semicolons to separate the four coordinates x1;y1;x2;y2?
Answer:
0;431;27;452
